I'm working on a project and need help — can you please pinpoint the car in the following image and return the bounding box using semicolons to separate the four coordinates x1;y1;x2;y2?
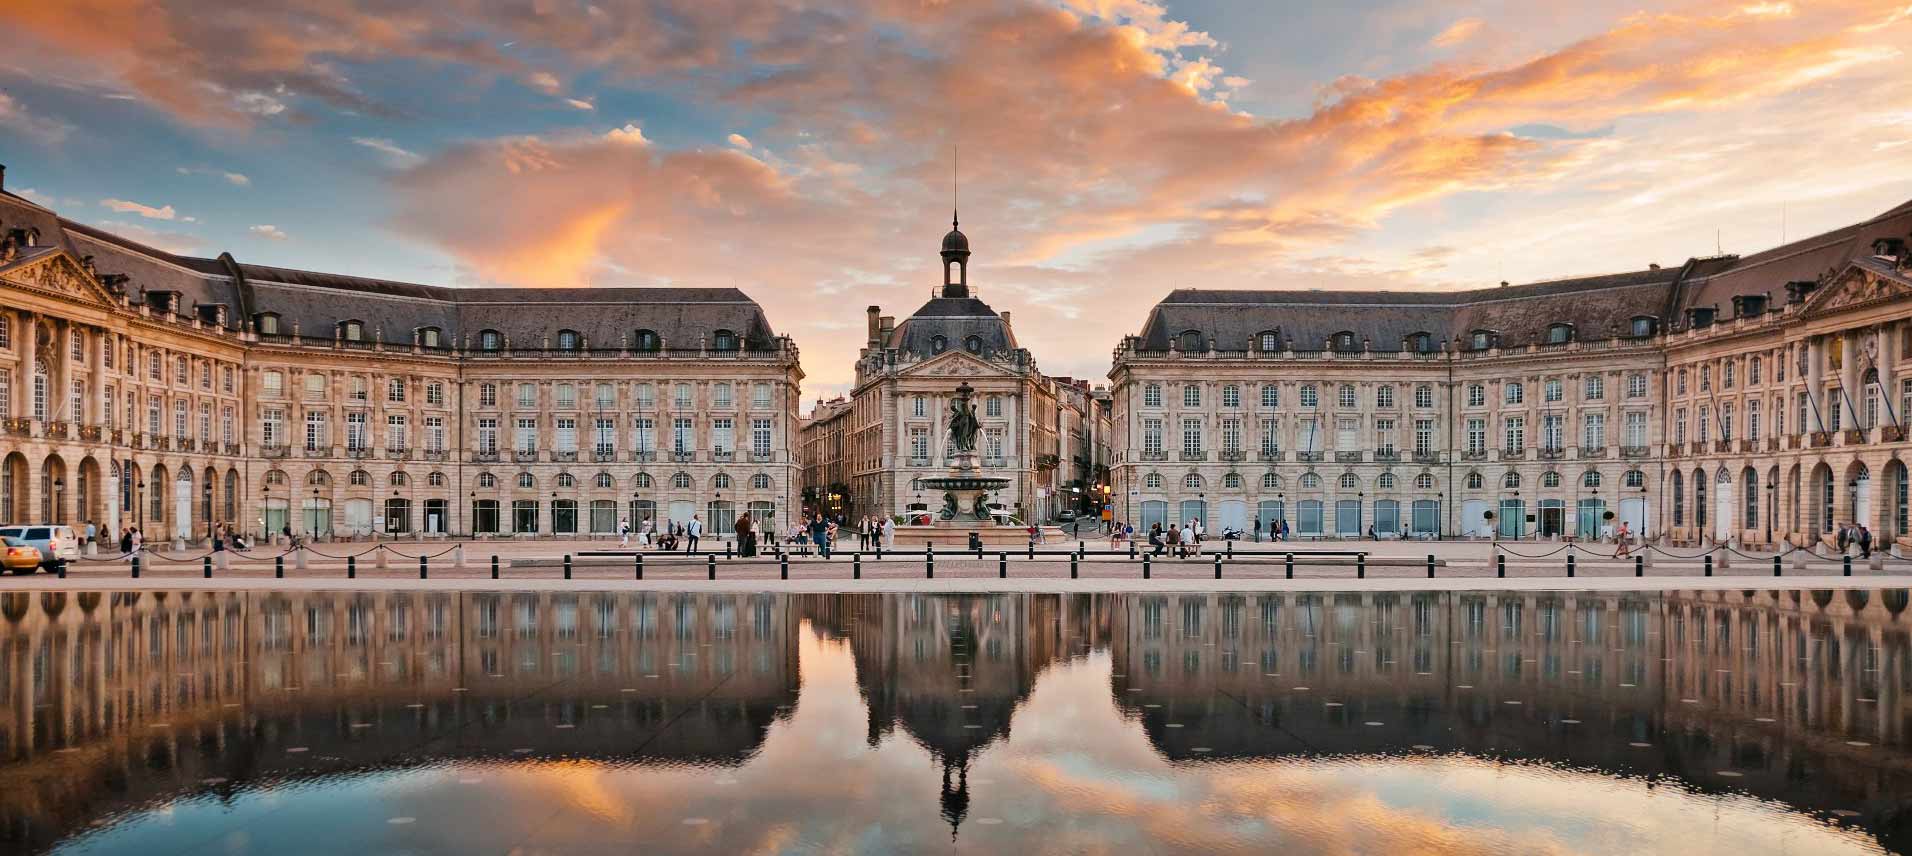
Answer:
0;525;79;572
0;537;42;574
1055;510;1078;523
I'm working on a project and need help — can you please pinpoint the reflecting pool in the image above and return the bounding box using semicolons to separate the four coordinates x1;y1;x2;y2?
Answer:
0;589;1907;854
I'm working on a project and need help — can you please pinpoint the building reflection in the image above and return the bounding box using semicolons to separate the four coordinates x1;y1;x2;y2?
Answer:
0;588;1907;851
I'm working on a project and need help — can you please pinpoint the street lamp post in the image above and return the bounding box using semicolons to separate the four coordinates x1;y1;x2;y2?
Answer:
136;480;145;530
311;486;320;543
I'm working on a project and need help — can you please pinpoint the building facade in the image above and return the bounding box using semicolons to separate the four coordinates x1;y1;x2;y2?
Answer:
800;221;1113;524
1110;199;1912;545
0;168;803;542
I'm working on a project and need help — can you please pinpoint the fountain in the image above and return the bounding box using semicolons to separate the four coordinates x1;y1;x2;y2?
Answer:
896;381;1062;547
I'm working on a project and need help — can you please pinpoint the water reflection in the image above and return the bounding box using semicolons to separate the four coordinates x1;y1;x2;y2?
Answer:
0;589;1906;854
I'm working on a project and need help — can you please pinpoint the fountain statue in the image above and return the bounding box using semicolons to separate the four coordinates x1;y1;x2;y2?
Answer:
920;381;1010;521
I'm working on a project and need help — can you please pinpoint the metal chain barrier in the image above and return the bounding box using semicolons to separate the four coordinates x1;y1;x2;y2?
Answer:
1491;543;1573;559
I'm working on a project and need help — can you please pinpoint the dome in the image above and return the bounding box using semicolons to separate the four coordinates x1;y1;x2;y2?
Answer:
941;226;969;253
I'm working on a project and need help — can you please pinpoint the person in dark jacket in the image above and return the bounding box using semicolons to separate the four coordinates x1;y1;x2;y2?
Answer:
1859;524;1874;559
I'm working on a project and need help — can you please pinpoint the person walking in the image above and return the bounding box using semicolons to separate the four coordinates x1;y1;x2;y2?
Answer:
119;527;133;554
881;515;895;548
1180;521;1199;557
810;513;832;559
130;527;143;553
1614;521;1632;559
1192;518;1204;544
619;517;631;549
684;514;703;553
736;512;756;558
1860;524;1874;559
641;516;655;547
84;520;96;549
1279;519;1290;541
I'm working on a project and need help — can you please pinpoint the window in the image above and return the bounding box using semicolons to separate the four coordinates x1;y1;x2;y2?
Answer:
257;313;280;335
1339;473;1358;490
1181;418;1202;455
1723;360;1736;389
1377;473;1395;490
595;418;615;454
1542;414;1562;449
478;383;497;408
752;383;772;409
751;473;772;490
556;383;577;409
1630;316;1656;337
964;335;983;354
1183;384;1201;407
1221;418;1241;452
1466;384;1484;408
1143;383;1162;408
1414;418;1433;455
170;399;186;436
1181;330;1204;351
1627;374;1647;399
555;472;576;489
1300;385;1318;407
1624;470;1645;488
148;352;161;381
175;355;188;384
1259;331;1280;351
1749;356;1762;385
673;418;693;454
1697;405;1710;443
912;395;927;418
518;472;537;489
1584;375;1605;401
390;472;409;488
516;418;538;453
711;417;734;453
1335;417;1358;452
1582;413;1605;449
1331;331;1357;352
1376;385;1394;408
1222;385;1240;408
517;383;537;409
1337;385;1356;408
1414;385;1433;409
426;416;446;452
480;330;503;351
713;329;739;351
633;329;659;352
1505;382;1524;405
1409;331;1434;353
1465;418;1485;454
1504;472;1521;489
1260;418;1279;455
147;395;160;434
714;382;733;408
429;471;447;487
633;417;655;453
986;395;1002;417
751;419;772;456
1583;471;1602;488
930;335;948;354
1503;416;1525;453
635;383;655;408
1747;400;1761;441
346;412;368;450
911;427;930;460
1541;470;1561;488
1470;330;1492;350
1143;419;1163;456
385;377;406;403
347;376;368;403
1375;419;1394;456
1300;473;1321;489
1144;473;1163;489
426;381;445;406
263;409;285;447
1466;472;1483;490
1721;403;1735;440
482;419;501;457
1262;473;1281;489
0;316;8;349
1415;473;1434;490
342;320;365;341
1674;408;1688;445
556;330;580;351
1179;473;1202;489
1261;385;1278;408
556;417;577;453
1543;379;1561;403
478;473;497;489
1546;324;1572;345
305;412;328;450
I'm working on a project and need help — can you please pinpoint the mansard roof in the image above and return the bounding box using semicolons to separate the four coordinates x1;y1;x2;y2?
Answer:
885;294;1018;358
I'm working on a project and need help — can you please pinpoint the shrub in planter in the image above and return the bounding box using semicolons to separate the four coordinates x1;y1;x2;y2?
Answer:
1602;510;1616;521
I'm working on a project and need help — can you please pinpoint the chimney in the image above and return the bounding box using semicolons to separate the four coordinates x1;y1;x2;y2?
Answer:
1648;263;1661;271
866;305;881;344
1499;281;1509;288
1000;310;1012;326
0;163;7;191
879;315;895;338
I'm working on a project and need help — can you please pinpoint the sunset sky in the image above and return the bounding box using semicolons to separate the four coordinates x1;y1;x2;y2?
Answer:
3;0;1910;402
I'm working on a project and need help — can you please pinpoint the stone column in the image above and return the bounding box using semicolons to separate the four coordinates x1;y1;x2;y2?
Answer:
54;319;72;424
1841;330;1862;429
17;310;37;419
1806;336;1826;432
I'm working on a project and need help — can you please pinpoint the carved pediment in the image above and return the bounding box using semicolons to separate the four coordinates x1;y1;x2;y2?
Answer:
899;350;1016;379
0;249;120;307
1801;263;1912;317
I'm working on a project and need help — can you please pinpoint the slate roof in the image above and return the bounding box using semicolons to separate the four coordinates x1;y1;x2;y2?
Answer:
885;294;1019;358
0;192;783;350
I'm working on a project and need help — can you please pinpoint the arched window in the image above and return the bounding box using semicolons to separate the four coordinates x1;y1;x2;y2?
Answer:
1183;473;1203;489
965;335;984;354
389;472;408;487
930;335;948;354
1470;330;1493;350
1630;316;1657;337
428;471;447;487
713;473;733;490
341;320;364;342
255;313;280;335
1257;331;1280;352
1623;469;1644;488
556;473;576;488
1339;473;1358;490
713;329;739;351
1331;331;1357;352
1542;471;1561;488
1261;472;1281;489
1223;473;1242;488
1409;331;1434;353
1414;473;1435;490
307;470;331;486
1582;471;1602;488
1299;473;1321;489
1465;472;1483;490
477;472;497;488
479;330;503;351
671;472;692;489
1144;473;1163;489
419;327;442;348
349;469;370;486
1376;473;1396;490
1180;330;1204;351
1503;472;1521;489
556;330;581;351
633;329;660;352
594;472;614;488
517;472;536;489
750;473;772;490
633;473;654;489
1546;323;1574;345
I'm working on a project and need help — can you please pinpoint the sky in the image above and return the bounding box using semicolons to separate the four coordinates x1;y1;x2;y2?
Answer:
3;0;1911;406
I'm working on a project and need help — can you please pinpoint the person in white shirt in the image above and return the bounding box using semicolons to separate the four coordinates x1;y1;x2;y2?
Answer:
1180;521;1200;557
685;514;703;553
619;518;631;548
881;516;895;548
640;516;654;547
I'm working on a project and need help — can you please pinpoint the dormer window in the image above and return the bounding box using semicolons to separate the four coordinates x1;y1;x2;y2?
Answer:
1180;330;1204;352
1257;331;1280;352
341;320;364;342
196;304;227;326
1408;331;1434;353
633;329;659;352
713;329;739;352
1546;323;1573;345
1330;331;1357;352
1469;330;1493;351
930;335;948;354
1686;307;1716;329
556;329;581;351
1629;316;1657;337
255;313;281;335
965;335;984;354
419;327;442;348
1732;295;1767;318
145;290;180;314
479;329;503;352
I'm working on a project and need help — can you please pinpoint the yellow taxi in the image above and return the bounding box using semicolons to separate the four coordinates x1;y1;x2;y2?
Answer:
1;536;43;574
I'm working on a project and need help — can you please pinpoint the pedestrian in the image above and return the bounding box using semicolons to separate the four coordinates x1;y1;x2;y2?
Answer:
1149;523;1165;556
641;516;655;547
119;527;133;554
281;523;292;545
1279;519;1290;541
1192;518;1205;544
84;520;96;548
811;513;832;558
882;515;895;548
736;512;756;558
130;527;143;553
212;527;225;553
1614;521;1632;559
1180;521;1199;557
619;517;631;549
1167;523;1182;557
685;514;702;553
1366;525;1377;541
1860;524;1874;559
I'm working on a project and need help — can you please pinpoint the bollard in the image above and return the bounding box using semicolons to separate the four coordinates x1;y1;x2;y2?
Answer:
781;554;789;580
420;555;428;580
927;551;935;579
564;554;573;580
1357;554;1366;579
1071;555;1079;579
57;561;66;579
1497;554;1506;578
1567;554;1576;578
875;544;883;561
1845;555;1853;577
1028;543;1034;561
1214;555;1222;579
854;555;862;580
1427;554;1436;579
1773;555;1783;577
132;555;140;578
707;554;716;580
1129;540;1136;560
204;555;213;578
1704;554;1713;577
1286;553;1295;580
1142;554;1151;579
1634;555;1644;577
491;555;500;580
999;552;1007;579
275;555;285;579
726;542;733;560
348;555;357;579
1078;540;1085;558
1227;540;1233;558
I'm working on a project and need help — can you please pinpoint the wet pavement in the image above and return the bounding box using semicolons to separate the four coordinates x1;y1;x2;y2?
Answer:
0;588;1907;854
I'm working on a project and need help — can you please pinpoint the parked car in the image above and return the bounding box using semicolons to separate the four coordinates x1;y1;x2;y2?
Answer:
0;525;79;572
1055;510;1078;523
0;537;42;574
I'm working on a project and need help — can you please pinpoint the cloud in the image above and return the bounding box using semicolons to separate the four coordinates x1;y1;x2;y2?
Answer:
603;123;650;146
728;133;753;150
351;136;423;167
93;219;201;254
248;224;288;240
1431;18;1484;47
100;198;179;220
176;166;251;186
0;92;71;144
564;97;596;110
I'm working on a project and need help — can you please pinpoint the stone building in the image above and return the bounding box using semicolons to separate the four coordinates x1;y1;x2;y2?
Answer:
801;218;1113;524
0;166;803;542
1110;198;1912;545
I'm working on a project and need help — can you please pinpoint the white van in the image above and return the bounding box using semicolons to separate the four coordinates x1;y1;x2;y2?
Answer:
0;525;80;572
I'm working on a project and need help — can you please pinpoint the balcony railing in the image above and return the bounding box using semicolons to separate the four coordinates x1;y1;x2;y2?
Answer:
1764;438;1780;452
346;446;372;459
712;451;735;463
1178;450;1208;462
1810;432;1833;448
262;445;290;459
593;450;617;462
1537;447;1563;460
110;429;125;445
1219;449;1246;462
1412;451;1439;464
472;449;499;462
984;457;1008;468
1886;425;1907;443
1843;429;1866;445
2;418;29;437
514;449;539;462
1620;445;1648;458
1667;443;1684;457
1714;439;1733;453
46;421;71;440
633;451;657;463
78;425;102;442
386;447;410;460
306;446;332;458
1257;450;1285;462
1498;449;1527;461
1139;450;1168;462
1334;451;1362;463
1296;451;1324;463
750;451;774;463
224;443;242;456
1460;449;1486;461
908;457;930;467
552;450;579;462
670;451;695;463
1374;450;1399;462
